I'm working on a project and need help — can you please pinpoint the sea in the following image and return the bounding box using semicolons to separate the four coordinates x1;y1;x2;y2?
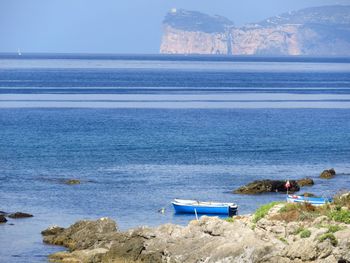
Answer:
0;54;350;262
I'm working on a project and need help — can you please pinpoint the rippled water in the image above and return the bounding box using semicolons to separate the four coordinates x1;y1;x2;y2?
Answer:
0;55;350;262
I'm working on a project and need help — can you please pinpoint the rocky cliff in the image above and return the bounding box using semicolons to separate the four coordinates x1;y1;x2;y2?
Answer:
42;192;350;262
160;6;350;56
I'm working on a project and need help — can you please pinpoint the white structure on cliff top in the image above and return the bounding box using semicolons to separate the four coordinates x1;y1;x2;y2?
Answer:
171;8;177;13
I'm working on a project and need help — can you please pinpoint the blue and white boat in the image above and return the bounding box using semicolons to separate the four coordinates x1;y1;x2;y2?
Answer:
287;195;332;206
172;199;238;215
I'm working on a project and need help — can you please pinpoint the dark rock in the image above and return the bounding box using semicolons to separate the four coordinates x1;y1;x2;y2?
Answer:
320;168;336;179
301;192;317;197
64;179;81;185
233;180;300;194
297;178;314;187
8;212;33;219
41;226;65;236
0;215;7;223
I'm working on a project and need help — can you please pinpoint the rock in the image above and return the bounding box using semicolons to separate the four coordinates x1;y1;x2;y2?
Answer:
43;207;350;263
301;192;317;197
297;178;314;187
0;211;8;216
41;225;65;236
234;179;300;194
42;217;117;251
8;212;33;219
64;179;81;185
320;168;336;179
43;216;272;263
0;215;7;223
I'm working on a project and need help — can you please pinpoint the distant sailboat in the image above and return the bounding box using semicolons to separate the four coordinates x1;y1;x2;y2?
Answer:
17;48;22;56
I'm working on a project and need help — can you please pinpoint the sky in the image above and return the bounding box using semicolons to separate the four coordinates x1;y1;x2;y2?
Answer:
1;0;349;54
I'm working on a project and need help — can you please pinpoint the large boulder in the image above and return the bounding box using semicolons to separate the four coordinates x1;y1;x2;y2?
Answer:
234;179;300;194
8;212;33;219
297;177;314;187
320;168;336;179
42;217;117;251
0;215;7;223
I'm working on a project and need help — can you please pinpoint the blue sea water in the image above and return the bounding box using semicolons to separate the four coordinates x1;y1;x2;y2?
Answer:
0;55;350;262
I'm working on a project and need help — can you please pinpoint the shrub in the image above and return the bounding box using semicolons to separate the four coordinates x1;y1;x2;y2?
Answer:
293;226;304;235
225;217;234;223
300;229;311;238
253;202;282;223
279;203;298;213
327;225;345;233
319;233;338;246
328;209;350;224
333;191;350;209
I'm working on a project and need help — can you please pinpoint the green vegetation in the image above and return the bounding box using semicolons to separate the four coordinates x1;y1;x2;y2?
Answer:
328;209;350;224
273;199;350;224
293;226;304;235
327;225;345;233
253;202;282;223
316;224;346;233
333;192;350;209
279;237;288;244
225;217;234;223
279;203;298;213
319;233;338;246
300;229;311;238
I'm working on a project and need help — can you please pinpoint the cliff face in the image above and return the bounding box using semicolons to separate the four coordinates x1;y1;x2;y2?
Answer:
160;6;350;56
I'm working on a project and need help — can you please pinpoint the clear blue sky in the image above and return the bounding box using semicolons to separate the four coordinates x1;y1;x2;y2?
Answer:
1;0;349;54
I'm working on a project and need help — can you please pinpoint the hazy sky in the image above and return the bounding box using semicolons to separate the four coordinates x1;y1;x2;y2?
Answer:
1;0;349;54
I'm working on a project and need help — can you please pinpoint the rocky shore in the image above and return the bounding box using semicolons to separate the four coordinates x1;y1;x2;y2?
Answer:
42;193;350;263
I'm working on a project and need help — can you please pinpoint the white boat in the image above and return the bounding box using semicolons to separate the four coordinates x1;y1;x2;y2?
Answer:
287;195;332;206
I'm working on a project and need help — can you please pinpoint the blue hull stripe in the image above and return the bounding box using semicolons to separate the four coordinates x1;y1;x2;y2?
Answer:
173;203;230;214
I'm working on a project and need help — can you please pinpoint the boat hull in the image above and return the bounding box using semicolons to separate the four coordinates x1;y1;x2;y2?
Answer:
287;195;332;206
172;201;238;215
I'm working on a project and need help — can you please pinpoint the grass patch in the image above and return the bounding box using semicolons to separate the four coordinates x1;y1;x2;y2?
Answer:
327;225;345;233
319;233;338;246
333;192;350;209
316;224;346;233
293;226;304;235
253;201;282;223
328;209;350;224
279;237;288;244
225;217;234;223
300;229;311;238
272;202;321;222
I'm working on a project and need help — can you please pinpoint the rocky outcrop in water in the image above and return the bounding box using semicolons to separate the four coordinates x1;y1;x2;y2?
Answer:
8;212;33;219
160;6;350;56
320;168;336;179
0;215;7;223
297;177;314;187
233;179;300;194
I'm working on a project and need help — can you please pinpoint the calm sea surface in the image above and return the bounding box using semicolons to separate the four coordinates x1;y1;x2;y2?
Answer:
1;55;350;262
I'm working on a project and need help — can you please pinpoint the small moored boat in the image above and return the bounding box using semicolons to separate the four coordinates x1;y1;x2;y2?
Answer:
172;199;238;215
287;195;332;206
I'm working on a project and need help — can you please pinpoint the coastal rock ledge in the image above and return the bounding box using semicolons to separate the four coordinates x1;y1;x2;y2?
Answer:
42;212;350;263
